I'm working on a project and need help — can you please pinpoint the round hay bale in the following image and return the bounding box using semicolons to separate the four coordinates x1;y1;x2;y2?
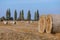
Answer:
3;21;8;24
30;21;33;23
38;15;46;33
46;15;52;33
52;14;60;33
12;21;16;24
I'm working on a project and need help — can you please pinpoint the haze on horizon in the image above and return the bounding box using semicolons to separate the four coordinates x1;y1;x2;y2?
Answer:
0;0;60;19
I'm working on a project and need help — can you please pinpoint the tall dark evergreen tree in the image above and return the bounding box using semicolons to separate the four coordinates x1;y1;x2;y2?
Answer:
18;11;22;20
27;10;31;21
6;9;11;20
6;9;8;20
21;10;24;20
14;10;17;20
34;10;39;21
18;10;24;21
9;9;11;18
36;10;39;20
34;12;37;21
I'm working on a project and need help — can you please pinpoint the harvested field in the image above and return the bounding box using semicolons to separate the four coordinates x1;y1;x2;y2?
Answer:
0;21;60;40
0;28;60;40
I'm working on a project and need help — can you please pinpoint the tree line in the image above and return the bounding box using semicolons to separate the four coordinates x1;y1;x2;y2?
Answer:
0;9;39;21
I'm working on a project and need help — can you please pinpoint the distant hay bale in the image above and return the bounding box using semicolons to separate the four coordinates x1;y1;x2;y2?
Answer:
38;15;46;33
20;21;24;22
12;21;16;24
8;21;16;24
30;21;33;23
3;21;8;24
26;21;28;23
26;21;30;24
10;21;13;24
46;15;52;33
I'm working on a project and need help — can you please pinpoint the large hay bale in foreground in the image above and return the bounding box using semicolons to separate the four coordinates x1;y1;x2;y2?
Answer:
38;15;46;33
52;14;60;33
46;15;52;33
38;14;60;33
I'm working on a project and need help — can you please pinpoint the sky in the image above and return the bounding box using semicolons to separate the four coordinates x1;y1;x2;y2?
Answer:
0;0;60;19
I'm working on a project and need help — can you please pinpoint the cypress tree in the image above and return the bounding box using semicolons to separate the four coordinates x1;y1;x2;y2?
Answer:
6;9;8;20
27;10;31;21
6;9;11;20
21;10;24;20
14;10;17;20
8;9;11;20
36;10;39;20
34;11;37;21
34;10;39;21
18;11;22;20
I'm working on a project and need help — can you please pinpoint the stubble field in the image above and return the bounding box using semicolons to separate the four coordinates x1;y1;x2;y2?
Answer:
0;21;60;40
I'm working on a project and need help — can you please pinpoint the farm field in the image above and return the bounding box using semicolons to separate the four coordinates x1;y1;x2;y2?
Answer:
0;21;60;40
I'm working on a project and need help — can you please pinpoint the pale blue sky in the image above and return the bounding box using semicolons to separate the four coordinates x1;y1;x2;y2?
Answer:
0;0;60;19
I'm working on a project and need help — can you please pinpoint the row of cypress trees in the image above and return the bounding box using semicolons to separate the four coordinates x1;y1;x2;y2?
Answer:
3;9;39;21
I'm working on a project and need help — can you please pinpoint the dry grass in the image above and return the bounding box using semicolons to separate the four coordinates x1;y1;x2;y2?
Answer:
0;27;59;40
0;30;60;40
0;21;60;40
0;21;38;33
